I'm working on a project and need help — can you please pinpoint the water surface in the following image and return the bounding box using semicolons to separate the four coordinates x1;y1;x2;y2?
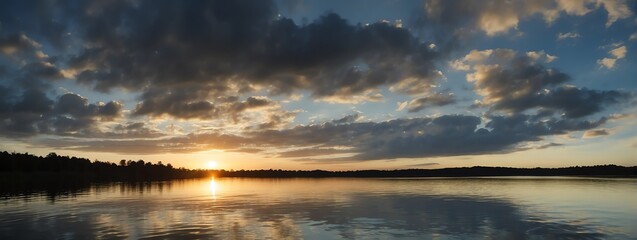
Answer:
1;177;636;239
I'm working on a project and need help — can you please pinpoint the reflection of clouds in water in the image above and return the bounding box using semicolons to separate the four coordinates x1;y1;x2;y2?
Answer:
235;194;608;239
0;190;613;239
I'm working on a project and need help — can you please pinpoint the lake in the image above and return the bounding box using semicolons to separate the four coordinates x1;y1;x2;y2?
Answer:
1;177;636;239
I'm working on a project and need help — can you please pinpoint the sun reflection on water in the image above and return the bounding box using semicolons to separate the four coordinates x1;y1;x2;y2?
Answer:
209;177;218;199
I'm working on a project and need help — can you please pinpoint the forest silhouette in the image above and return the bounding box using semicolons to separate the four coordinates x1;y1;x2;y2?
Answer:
2;151;636;179
2;151;636;178
2;151;635;198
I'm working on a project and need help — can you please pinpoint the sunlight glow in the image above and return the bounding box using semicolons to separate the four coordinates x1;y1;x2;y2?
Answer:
207;161;218;169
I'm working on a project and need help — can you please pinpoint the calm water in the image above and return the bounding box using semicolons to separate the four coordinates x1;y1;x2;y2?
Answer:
1;177;636;239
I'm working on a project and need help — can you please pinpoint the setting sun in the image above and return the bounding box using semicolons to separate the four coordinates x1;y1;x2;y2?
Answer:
207;161;219;169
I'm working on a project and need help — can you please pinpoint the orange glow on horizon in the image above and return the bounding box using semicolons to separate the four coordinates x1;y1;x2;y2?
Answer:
207;161;218;169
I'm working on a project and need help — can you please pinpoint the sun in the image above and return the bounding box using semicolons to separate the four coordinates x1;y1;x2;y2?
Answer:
207;161;218;169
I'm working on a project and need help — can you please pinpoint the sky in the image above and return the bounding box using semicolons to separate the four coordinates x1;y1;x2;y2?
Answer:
0;0;636;170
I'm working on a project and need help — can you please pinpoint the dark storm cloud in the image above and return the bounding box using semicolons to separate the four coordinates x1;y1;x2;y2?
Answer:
0;90;123;137
256;15;440;98
3;0;439;118
0;88;53;136
0;0;454;122
132;85;276;120
345;114;605;160
457;49;631;118
43;113;607;161
400;93;456;113
540;87;629;118
0;27;124;137
277;148;356;158
0;34;57;74
331;113;361;125
106;122;164;139
0;33;70;94
0;34;44;59
132;87;220;119
233;97;273;112
0;0;70;48
39;131;250;154
19;61;66;80
55;93;122;119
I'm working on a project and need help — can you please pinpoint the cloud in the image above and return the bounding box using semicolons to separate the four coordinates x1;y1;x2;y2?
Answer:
557;32;580;40
596;0;633;27
455;49;630;117
630;33;637;41
34;113;610;161
0;0;443;122
0;88;53;136
0;33;72;96
598;58;618;69
583;129;609;138
526;50;558;63
0;34;45;60
132;86;221;119
0;89;123;137
536;142;563;149
256;110;299;130
402;162;440;168
609;45;627;58
20;61;67;80
100;122;165;139
55;93;122;119
0;1;70;48
423;0;632;36
131;87;293;130
398;93;456;113
277;147;356;158
53;2;441;109
331;113;362;125
598;45;627;69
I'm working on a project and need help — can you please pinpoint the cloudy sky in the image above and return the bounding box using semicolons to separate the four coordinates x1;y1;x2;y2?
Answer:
0;0;636;170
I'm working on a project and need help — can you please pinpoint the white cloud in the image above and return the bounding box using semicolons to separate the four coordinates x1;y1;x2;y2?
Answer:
630;33;637;41
449;60;470;71
317;91;384;104
526;50;558;63
598;45;627;69
598;57;617;69
557;32;580;40
610;45;627;58
426;0;632;36
546;54;558;63
595;0;633;27
556;0;592;15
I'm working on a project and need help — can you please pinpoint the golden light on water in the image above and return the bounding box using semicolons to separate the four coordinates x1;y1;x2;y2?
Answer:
209;177;218;199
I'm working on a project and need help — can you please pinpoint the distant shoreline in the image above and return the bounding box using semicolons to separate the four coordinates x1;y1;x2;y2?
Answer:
208;167;637;178
2;151;635;180
2;151;636;198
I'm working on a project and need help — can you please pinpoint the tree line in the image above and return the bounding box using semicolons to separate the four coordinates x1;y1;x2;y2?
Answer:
0;151;208;181
213;165;637;178
2;151;636;180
